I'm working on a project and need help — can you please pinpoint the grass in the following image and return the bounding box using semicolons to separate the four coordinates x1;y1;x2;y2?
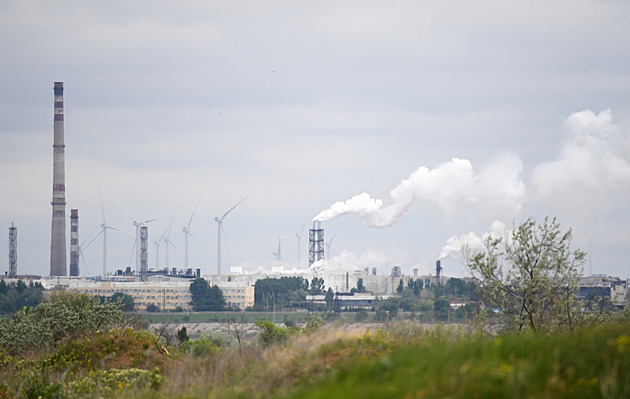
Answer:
2;318;630;398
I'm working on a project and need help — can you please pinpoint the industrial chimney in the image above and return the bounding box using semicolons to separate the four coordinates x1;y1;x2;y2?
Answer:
50;82;67;276
435;260;443;286
69;209;79;276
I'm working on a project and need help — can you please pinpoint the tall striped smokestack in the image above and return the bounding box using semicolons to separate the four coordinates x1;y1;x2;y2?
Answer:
69;209;79;276
50;82;67;276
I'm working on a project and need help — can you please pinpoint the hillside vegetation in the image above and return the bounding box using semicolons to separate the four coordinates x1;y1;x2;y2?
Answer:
1;292;630;398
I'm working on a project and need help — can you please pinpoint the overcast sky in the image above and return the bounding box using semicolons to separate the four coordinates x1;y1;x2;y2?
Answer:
2;0;630;279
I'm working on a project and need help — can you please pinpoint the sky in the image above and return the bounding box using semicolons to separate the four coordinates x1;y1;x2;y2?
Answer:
1;0;630;279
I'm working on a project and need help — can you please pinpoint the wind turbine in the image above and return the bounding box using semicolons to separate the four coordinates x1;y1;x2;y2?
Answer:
154;218;172;270
182;192;204;270
83;188;128;276
273;235;295;262
213;190;258;275
118;200;164;274
326;223;343;265
97;189;130;276
295;208;314;268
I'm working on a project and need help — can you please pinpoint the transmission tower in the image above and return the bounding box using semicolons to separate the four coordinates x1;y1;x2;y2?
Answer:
9;223;17;277
308;221;324;266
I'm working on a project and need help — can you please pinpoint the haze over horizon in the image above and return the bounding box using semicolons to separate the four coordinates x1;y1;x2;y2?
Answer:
1;1;629;279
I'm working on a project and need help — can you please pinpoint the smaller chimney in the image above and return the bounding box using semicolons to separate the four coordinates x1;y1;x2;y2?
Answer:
69;209;79;276
435;260;443;286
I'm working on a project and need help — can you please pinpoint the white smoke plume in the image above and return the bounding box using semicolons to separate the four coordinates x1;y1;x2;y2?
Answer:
311;109;629;277
531;109;630;222
314;152;526;228
310;249;408;274
438;220;509;261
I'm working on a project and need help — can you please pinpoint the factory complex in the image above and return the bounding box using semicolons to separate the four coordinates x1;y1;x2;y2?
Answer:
3;83;629;314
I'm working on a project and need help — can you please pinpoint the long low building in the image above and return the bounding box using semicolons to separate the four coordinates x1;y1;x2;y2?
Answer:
42;276;254;312
65;280;194;311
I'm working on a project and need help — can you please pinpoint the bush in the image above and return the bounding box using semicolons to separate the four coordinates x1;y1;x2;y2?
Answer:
0;291;124;356
355;310;369;322
255;320;299;348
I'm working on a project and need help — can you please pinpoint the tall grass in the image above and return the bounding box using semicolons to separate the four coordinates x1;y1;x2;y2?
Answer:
3;319;630;398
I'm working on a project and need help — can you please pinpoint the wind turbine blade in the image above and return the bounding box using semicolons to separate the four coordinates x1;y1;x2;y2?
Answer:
143;217;165;224
177;200;215;218
158;214;174;243
299;206;316;237
221;188;259;220
187;190;205;230
108;226;132;236
98;181;108;225
167;240;184;255
117;196;137;223
189;231;209;255
82;229;104;251
79;247;91;276
129;237;137;268
328;223;344;246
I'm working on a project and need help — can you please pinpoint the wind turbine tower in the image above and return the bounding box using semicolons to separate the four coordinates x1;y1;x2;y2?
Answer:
214;190;256;275
140;225;148;281
183;193;204;270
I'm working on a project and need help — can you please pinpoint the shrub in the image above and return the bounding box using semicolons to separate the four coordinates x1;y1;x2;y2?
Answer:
255;320;299;348
0;291;124;356
355;310;369;322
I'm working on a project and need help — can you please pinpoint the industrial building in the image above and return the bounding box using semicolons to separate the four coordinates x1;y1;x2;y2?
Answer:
217;281;255;309
63;279;193;311
578;275;627;308
36;275;254;311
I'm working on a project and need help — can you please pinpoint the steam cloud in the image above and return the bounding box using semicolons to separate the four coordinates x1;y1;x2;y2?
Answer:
314;109;630;272
438;220;509;261
314;153;526;228
531;109;630;222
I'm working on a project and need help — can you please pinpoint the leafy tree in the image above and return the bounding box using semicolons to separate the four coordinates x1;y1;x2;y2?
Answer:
253;277;308;310
190;278;226;311
396;279;404;294
177;326;189;344
310;277;325;295
146;303;160;312
111;292;135;312
414;278;423;295
433;298;450;321
466;216;587;334
0;280;44;315
325;287;335;311
351;278;367;293
445;278;478;301
398;289;432;312
379;297;400;319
